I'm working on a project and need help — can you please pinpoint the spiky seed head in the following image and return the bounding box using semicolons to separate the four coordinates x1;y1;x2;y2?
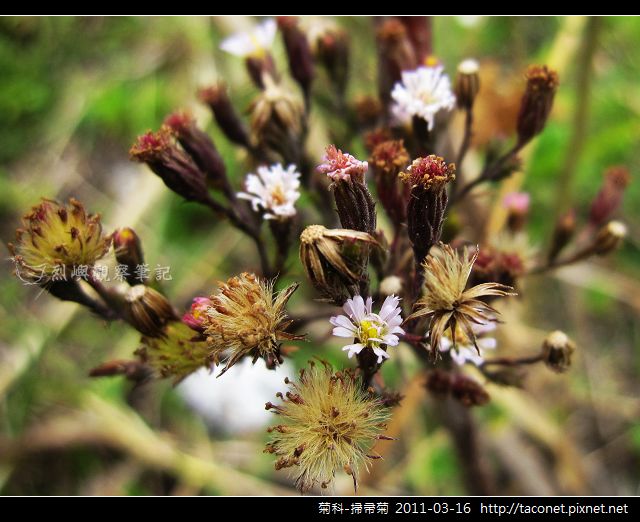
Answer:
265;364;390;493
9;198;111;284
201;273;302;376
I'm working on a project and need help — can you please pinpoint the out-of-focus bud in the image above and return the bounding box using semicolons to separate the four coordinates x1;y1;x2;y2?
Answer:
299;225;379;304
182;296;213;334
130;128;215;208
113;227;144;286
379;275;403;297
376;18;417;106
542;330;575;373
246;54;279;90
164;111;232;198
426;369;451;396
198;84;252;150
516;65;559;147
250;78;305;164
400;155;456;264
316;27;350;97
370;139;410;228
124;285;178;338
471;247;525;291
503;191;530;233
547;209;576;262
277;17;315;103
318;145;376;234
364;128;393;153
593;220;627;255
354;95;383;129
589;166;631;228
398;16;432;64
454;58;480;111
450;374;490;407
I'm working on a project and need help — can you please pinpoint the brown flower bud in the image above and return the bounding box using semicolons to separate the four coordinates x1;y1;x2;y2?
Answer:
398;16;432;64
547;209;576;262
198;84;252;149
277;17;315;102
316;28;350;97
370;140;411;228
113;227;144;286
318;145;376;235
503;192;530;233
542;330;575;373
451;374;490;407
454;58;480;111
516;65;559;147
354;95;383;129
589;166;631;227
164;111;232;198
376;18;417;105
400;156;456;264
130;128;214;207
593;220;627;256
124;285;178;338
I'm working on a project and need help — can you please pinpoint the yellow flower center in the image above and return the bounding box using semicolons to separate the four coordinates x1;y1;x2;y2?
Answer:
358;319;382;347
270;184;286;206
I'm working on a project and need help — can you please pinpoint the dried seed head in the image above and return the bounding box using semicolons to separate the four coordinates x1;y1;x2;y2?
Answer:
516;65;559;146
266;364;391;493
542;330;575;373
124;285;178;338
136;322;213;384
299;225;379;303
407;243;515;359
9;198;111;284
201;273;302;376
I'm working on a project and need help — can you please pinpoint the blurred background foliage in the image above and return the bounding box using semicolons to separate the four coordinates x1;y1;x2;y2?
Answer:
0;16;638;495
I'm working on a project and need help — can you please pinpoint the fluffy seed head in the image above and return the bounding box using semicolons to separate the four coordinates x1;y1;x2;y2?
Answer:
265;364;390;493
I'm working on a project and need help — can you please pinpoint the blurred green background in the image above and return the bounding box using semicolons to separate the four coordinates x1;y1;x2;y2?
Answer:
0;16;638;495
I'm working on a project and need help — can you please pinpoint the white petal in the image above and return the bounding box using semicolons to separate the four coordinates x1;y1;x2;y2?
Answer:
330;315;355;329
342;343;364;358
382;334;399;346
372;347;390;363
351;295;366;321
333;326;357;338
365;296;373;315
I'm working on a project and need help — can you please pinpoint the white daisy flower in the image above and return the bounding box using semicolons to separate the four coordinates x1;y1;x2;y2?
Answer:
330;294;405;363
437;322;497;366
220;18;277;58
238;163;301;220
391;65;456;130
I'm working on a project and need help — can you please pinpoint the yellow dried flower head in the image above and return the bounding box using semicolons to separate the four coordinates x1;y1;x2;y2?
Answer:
202;272;302;376
136;322;212;384
265;364;390;493
9;198;111;283
407;243;515;357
